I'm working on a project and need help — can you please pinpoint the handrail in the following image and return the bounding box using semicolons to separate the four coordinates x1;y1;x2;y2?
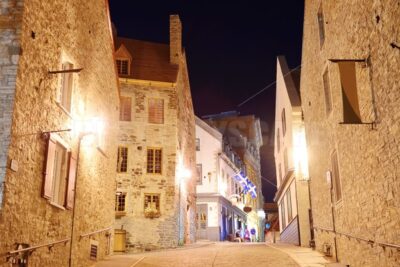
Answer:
3;238;70;257
79;226;112;239
313;227;400;250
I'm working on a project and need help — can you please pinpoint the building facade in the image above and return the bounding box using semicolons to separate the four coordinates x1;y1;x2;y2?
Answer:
273;56;311;247
0;0;119;266
205;113;264;241
301;1;400;266
195;116;247;241
113;15;197;251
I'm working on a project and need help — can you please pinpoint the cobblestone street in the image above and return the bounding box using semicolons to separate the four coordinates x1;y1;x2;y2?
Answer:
95;243;300;267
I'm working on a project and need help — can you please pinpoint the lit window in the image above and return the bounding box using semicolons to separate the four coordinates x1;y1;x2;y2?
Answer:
148;98;164;124
196;164;202;185
331;150;342;202
144;194;160;217
120;97;132;121
59;62;74;112
147;148;162;174
115;192;126;212
317;4;325;48
323;67;332;115
117;147;128;173
196;138;200;151
43;133;76;209
116;59;129;75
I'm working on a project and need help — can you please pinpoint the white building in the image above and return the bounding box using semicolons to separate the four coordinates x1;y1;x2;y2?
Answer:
274;56;311;246
195;116;247;241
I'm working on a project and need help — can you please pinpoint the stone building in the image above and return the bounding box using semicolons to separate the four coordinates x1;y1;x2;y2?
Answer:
113;15;197;251
0;0;119;266
300;0;400;266
195;116;247;241
205;112;264;241
273;56;311;247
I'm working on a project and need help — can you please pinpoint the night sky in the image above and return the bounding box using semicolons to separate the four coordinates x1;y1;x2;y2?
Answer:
109;1;305;202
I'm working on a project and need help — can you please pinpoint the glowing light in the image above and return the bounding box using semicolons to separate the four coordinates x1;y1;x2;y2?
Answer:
257;209;266;219
73;117;104;137
293;128;309;179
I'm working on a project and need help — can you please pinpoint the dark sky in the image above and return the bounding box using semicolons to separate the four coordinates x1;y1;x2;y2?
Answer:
109;1;305;202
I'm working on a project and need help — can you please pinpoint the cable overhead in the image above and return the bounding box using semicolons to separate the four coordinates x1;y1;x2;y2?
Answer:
236;64;301;108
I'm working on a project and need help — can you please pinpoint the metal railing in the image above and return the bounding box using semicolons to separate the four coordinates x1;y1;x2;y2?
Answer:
2;238;70;261
79;226;112;240
313;226;400;250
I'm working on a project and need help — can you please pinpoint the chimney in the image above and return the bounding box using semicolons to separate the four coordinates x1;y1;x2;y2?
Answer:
169;15;182;65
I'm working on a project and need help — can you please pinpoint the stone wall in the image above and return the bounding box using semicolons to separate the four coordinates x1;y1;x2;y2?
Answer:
0;0;119;266
301;0;400;266
115;81;181;249
0;0;23;208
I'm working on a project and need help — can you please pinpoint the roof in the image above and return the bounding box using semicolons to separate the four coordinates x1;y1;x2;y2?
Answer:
277;56;301;107
195;116;223;141
115;37;179;83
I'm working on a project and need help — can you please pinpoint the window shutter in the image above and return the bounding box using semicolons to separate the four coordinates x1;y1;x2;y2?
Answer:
43;134;57;199
65;152;77;209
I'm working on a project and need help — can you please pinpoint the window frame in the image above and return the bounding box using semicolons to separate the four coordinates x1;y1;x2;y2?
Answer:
117;146;128;173
281;108;287;137
43;133;76;210
58;62;74;113
144;193;161;217
148;98;164;124
331;150;343;203
323;66;333;115
317;3;325;48
119;96;132;121
116;58;130;75
196;164;202;185
115;192;127;214
146;147;162;174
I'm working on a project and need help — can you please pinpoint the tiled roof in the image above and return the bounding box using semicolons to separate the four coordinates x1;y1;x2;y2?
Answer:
115;37;179;83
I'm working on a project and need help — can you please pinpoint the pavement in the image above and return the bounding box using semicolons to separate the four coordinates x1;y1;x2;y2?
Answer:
93;241;336;267
267;242;335;267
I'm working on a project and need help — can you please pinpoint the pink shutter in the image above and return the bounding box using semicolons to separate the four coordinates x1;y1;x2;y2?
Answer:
43;134;56;199
65;152;77;209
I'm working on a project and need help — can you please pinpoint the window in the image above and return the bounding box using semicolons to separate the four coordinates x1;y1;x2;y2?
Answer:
280;199;286;229
276;129;280;152
119;97;132;121
115;192;126;212
283;148;288;175
116;59;129;75
281;109;286;136
148;98;164;124
323;67;332;115
287;188;293;222
338;61;361;123
317;3;325;48
147;148;162;174
196;138;200;151
144;194;160;217
117;147;128;173
196;164;202;185
59;62;74;112
43;133;76;209
331;150;342;202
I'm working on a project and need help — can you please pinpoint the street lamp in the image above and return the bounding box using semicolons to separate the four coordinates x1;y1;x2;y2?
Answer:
68;117;104;267
177;164;191;245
